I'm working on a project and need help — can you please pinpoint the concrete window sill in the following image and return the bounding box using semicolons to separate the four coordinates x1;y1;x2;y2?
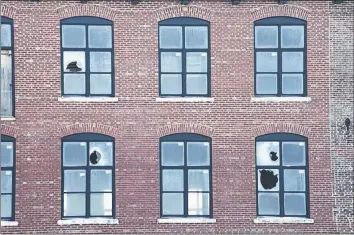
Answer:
251;97;311;102
1;116;15;121
1;221;19;226
57;218;119;225
254;217;314;224
58;97;119;102
157;217;216;224
156;97;214;103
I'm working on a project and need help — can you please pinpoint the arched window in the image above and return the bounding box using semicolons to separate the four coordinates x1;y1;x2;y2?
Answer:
254;17;307;96
255;133;309;217
160;133;212;217
158;17;211;97
60;17;114;97
61;133;115;218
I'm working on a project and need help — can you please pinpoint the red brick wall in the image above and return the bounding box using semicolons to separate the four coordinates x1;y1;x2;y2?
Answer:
0;0;348;233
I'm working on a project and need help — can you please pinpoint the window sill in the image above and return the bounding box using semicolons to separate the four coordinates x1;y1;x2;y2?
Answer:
156;97;214;103
58;97;119;102
157;217;216;224
57;218;119;226
251;97;311;102
1;116;15;121
254;217;314;224
1;221;19;226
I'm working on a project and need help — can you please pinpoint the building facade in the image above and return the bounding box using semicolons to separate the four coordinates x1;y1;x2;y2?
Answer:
0;0;353;234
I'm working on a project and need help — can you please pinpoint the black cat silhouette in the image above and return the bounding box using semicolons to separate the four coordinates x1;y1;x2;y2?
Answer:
260;169;278;189
90;150;101;165
66;61;82;72
269;151;278;161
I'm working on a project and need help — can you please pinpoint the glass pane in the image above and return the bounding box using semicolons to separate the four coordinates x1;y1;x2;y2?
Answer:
256;142;280;166
258;169;279;191
188;170;209;191
185;26;208;49
281;26;304;48
1;24;11;47
161;142;184;166
63;142;87;166
64;170;86;192
162;193;183;215
256;52;277;72
256;74;277;94
90;74;112;95
282;52;303;72
187;142;210;166
255;26;278;48
284;169;306;191
187;52;208;73
284;193;306;215
91;170;112;192
90;193;112;216
89;142;113;166
282;142;306;166
161;74;182;95
63;193;86;216
0;52;13;116
1;142;13;167
1;195;11;218
63;74;86;95
188;193;209;215
159;26;182;49
1;171;12;194
161;52;182;73
162;170;183;191
62;25;86;48
186;74;208;95
63;51;85;72
90;52;111;72
258;193;279;215
282;74;303;95
88;26;112;48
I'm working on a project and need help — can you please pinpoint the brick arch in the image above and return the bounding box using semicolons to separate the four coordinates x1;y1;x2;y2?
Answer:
155;6;213;22
58;123;119;138
1;124;20;138
251;4;310;21
1;4;17;19
56;4;117;21
251;123;311;138
158;123;214;138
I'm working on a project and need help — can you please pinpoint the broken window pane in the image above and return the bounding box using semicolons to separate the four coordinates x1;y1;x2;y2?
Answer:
1;171;12;194
188;170;209;191
63;142;87;166
188;193;209;215
88;26;112;48
161;142;184;166
90;52;111;72
281;26;304;48
284;193;306;215
185;26;208;49
63;193;86;216
1;24;11;47
161;52;182;73
282;142;306;166
162;193;184;215
162;170;183;192
1;51;13;117
91;170;112;192
258;169;279;191
255;26;278;48
90;193;112;216
63;51;85;72
284;169;306;191
64;170;86;192
187;52;208;73
90;74;112;95
256;142;280;166
89;142;113;166
1;142;13;167
63;74;86;95
62;25;86;48
187;142;210;166
159;26;182;49
1;195;11;218
258;193;279;215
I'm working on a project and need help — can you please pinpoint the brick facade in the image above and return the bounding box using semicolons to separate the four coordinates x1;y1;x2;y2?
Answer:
0;0;353;234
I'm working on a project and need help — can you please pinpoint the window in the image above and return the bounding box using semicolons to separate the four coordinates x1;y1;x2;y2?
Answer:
160;133;212;217
1;17;14;117
60;17;114;96
158;17;211;97
254;17;306;96
255;133;309;217
1;135;15;221
61;133;115;218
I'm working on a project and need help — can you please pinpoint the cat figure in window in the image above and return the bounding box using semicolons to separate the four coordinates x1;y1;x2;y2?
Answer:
260;169;278;190
90;150;101;165
66;61;82;72
269;151;278;161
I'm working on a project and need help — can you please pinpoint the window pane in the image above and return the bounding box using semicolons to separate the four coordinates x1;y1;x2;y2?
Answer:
255;26;278;48
90;193;112;216
256;52;277;72
1;52;13;117
63;51;85;72
258;193;279;215
63;142;87;166
162;170;183;191
161;142;184;166
89;142;113;166
282;74;303;95
161;52;182;73
90;74;112;95
185;26;208;49
1;24;11;47
187;142;210;166
159;26;182;49
188;193;209;215
161;74;182;95
186;74;208;95
284;169;306;191
63;74;86;95
1;171;12;194
256;142;280;166
282;52;303;72
88;26;112;48
187;52;208;73
1;142;13;167
188;170;209;191
62;25;86;48
256;74;277;94
90;52;111;72
282;142;306;166
258;169;279;191
162;193;183;215
284;193;306;215
1;195;11;218
63;193;86;216
281;26;304;48
64;170;86;193
91;170;112;192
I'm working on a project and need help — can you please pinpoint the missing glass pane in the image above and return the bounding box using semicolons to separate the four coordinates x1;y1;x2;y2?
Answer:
259;169;279;190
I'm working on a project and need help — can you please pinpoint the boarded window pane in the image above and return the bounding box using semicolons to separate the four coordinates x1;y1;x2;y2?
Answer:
161;142;184;166
63;74;86;95
282;142;306;166
256;142;280;166
162;170;183;191
188;193;209;215
63;142;87;166
64;170;86;192
90;193;112;216
90;74;112;95
282;52;303;72
185;26;208;49
161;52;182;73
258;193;280;215
281;26;304;48
187;52;208;73
188;170;209;191
1;171;12;194
159;26;182;49
90;52;111;72
161;74;182;95
284;169;306;191
256;74;277;94
88;26;112;48
1;24;11;47
186;74;208;95
62;25;86;48
0;142;13;167
91;170;112;192
63;193;86;216
256;52;277;72
258;169;279;191
63;51;85;72
187;142;210;166
282;74;303;95
162;193;183;215
89;142;113;166
1;195;12;218
284;193;306;215
255;26;278;48
1;52;13;116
